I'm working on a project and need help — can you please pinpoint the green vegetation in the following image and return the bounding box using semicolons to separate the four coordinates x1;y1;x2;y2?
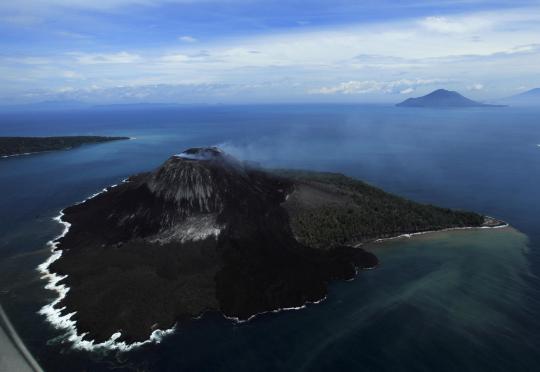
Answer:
0;136;129;157
275;170;484;249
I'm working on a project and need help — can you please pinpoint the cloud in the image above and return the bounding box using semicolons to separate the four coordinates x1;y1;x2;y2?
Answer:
420;15;493;34
55;86;76;93
179;35;197;43
55;30;91;39
10;83;237;103
309;79;446;95
2;4;540;103
62;70;82;79
158;51;217;64
159;54;191;63
70;52;141;64
467;83;484;91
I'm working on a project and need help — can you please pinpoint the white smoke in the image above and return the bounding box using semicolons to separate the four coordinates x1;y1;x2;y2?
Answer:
174;147;224;160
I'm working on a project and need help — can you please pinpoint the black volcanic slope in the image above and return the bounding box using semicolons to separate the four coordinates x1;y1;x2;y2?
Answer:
0;136;129;157
47;147;487;343
397;89;504;107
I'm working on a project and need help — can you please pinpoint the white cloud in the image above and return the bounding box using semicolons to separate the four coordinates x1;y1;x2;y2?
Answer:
55;30;91;39
179;35;197;43
159;54;191;63
3;6;540;102
54;86;76;93
70;52;141;64
309;79;446;95
62;70;81;78
19;83;239;103
420;15;493;34
467;83;484;91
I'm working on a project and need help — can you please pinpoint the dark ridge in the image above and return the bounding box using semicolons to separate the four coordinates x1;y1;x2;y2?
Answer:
45;147;489;343
0;136;129;157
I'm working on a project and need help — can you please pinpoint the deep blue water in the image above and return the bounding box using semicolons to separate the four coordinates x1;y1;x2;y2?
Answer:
0;104;539;371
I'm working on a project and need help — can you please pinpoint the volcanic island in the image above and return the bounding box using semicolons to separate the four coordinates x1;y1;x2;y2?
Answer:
0;136;129;158
40;147;505;348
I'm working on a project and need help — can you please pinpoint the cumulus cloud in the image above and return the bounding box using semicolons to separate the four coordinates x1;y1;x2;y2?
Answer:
159;54;191;63
420;15;493;34
179;35;197;43
467;83;484;91
309;79;446;95
62;70;81;79
70;52;141;64
2;4;540;102
8;83;235;103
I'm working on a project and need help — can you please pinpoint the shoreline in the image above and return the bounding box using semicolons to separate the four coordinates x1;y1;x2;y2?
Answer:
359;217;509;248
37;179;177;353
39;187;330;351
222;296;328;324
38;180;508;352
37;180;343;351
1;151;43;159
1;136;133;160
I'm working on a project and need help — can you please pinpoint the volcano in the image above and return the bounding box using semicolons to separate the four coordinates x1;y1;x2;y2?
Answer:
397;89;504;107
42;147;493;345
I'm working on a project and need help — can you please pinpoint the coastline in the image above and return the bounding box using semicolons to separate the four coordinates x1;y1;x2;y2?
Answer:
1;136;133;160
222;296;328;324
36;179;357;351
359;217;509;248
39;189;330;351
37;179;177;352
38;179;508;351
1;151;43;159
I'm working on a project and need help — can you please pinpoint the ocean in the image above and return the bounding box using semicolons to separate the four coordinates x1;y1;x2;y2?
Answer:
0;104;539;371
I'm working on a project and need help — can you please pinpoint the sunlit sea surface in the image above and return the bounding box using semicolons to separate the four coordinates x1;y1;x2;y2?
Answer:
0;104;539;371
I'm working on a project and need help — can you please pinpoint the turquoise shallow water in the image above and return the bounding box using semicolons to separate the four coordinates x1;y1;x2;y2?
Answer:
0;104;539;371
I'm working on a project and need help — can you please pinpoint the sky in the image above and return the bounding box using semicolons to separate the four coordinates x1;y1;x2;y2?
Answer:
1;0;539;104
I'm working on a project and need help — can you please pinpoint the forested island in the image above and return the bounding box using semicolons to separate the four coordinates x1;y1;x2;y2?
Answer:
0;136;129;157
40;147;504;346
275;170;485;248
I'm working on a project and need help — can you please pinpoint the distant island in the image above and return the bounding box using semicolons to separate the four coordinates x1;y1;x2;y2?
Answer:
39;147;505;348
0;136;130;158
500;88;540;106
397;89;505;108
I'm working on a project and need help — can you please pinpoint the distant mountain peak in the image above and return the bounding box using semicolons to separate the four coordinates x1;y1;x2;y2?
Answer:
397;89;503;108
432;88;452;93
429;88;459;95
523;87;540;94
499;87;540;106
